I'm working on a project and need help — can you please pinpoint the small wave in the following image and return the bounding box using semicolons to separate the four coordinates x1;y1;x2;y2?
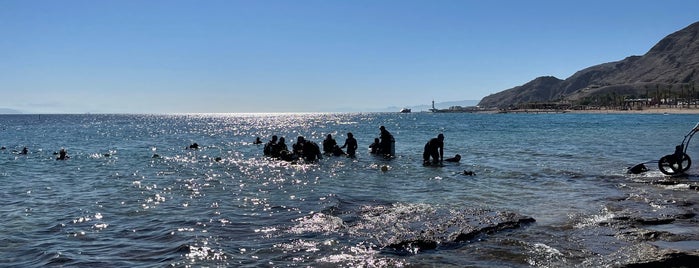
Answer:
574;207;617;228
526;242;567;267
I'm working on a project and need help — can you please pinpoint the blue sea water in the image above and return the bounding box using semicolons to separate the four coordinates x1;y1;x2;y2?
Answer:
1;113;699;267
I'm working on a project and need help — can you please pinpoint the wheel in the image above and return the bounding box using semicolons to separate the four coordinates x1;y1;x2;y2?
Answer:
659;155;679;175
679;153;692;172
658;153;691;175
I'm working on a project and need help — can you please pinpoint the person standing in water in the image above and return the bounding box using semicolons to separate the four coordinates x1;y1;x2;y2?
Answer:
423;133;444;166
379;126;394;156
264;135;278;156
294;136;322;162
273;137;288;158
341;132;358;158
322;134;337;155
369;138;381;154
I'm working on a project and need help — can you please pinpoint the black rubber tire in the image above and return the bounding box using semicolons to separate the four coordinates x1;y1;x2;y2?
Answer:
680;153;692;172
658;153;691;175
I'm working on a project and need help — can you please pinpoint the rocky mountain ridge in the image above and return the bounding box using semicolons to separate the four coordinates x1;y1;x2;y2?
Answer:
479;21;699;108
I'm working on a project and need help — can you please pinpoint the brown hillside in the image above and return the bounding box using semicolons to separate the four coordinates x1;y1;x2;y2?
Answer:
479;21;699;108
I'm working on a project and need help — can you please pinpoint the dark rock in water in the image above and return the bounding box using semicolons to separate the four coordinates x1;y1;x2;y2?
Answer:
621;252;699;268
585;243;699;267
636;218;676;225
671;212;696;219
288;202;535;254
583;181;699;266
628;163;649;174
174;244;190;254
651;180;681;186
617;228;676;242
613;216;632;221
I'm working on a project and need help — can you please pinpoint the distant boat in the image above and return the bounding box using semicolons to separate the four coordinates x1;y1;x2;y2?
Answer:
400;108;411;113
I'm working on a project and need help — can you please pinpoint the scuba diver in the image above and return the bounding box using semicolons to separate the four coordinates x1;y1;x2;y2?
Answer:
294;136;323;162
423;134;444;166
322;134;338;155
341;132;358;158
379;126;395;156
264;135;278;156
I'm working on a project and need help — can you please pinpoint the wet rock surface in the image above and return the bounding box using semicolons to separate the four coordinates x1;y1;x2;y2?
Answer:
466;175;699;268
277;176;699;267
574;176;699;267
289;202;535;254
349;204;536;253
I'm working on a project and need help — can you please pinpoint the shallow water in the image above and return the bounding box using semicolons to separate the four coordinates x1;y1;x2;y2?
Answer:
1;113;698;267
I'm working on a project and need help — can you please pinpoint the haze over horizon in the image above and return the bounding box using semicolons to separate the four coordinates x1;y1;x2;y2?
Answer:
2;1;699;114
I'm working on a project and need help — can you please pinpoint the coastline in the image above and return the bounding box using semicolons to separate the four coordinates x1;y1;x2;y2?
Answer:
476;107;699;114
567;107;699;114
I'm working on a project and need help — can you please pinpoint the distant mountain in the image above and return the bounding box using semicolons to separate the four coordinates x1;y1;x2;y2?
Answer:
479;21;699;108
0;108;22;114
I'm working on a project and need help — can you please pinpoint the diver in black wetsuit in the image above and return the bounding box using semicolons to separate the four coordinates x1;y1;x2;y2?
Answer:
56;148;69;160
369;138;380;154
264;135;278;156
341;132;358;158
294;136;322;162
322;134;337;155
268;137;290;158
254;137;263;144
423;134;444;166
379;126;394;156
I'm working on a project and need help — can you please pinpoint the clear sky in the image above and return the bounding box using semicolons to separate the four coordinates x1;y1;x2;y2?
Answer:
2;0;699;113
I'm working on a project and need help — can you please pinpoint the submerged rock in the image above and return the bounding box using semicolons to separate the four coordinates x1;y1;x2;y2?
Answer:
583;243;699;268
622;252;699;268
289;202;535;254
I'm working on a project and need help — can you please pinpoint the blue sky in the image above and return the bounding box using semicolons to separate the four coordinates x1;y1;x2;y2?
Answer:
2;0;699;113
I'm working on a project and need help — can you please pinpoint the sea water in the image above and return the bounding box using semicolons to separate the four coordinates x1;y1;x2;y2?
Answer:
1;113;698;267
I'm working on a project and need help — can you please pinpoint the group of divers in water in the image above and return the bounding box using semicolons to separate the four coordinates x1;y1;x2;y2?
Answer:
1;125;464;168
253;125;462;166
1;146;70;160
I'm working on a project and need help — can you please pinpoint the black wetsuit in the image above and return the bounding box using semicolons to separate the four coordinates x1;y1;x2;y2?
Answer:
423;138;443;164
342;137;358;157
264;141;276;156
322;138;337;154
379;129;394;155
302;141;322;161
272;142;288;158
369;141;380;154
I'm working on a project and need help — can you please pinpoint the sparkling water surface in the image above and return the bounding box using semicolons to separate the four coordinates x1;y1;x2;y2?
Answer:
1;113;698;267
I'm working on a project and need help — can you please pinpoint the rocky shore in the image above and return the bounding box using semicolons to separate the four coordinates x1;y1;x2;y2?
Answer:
568;107;699;114
578;174;699;267
480;107;699;114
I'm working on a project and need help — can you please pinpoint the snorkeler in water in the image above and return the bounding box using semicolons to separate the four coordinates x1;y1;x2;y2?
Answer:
56;148;69;160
